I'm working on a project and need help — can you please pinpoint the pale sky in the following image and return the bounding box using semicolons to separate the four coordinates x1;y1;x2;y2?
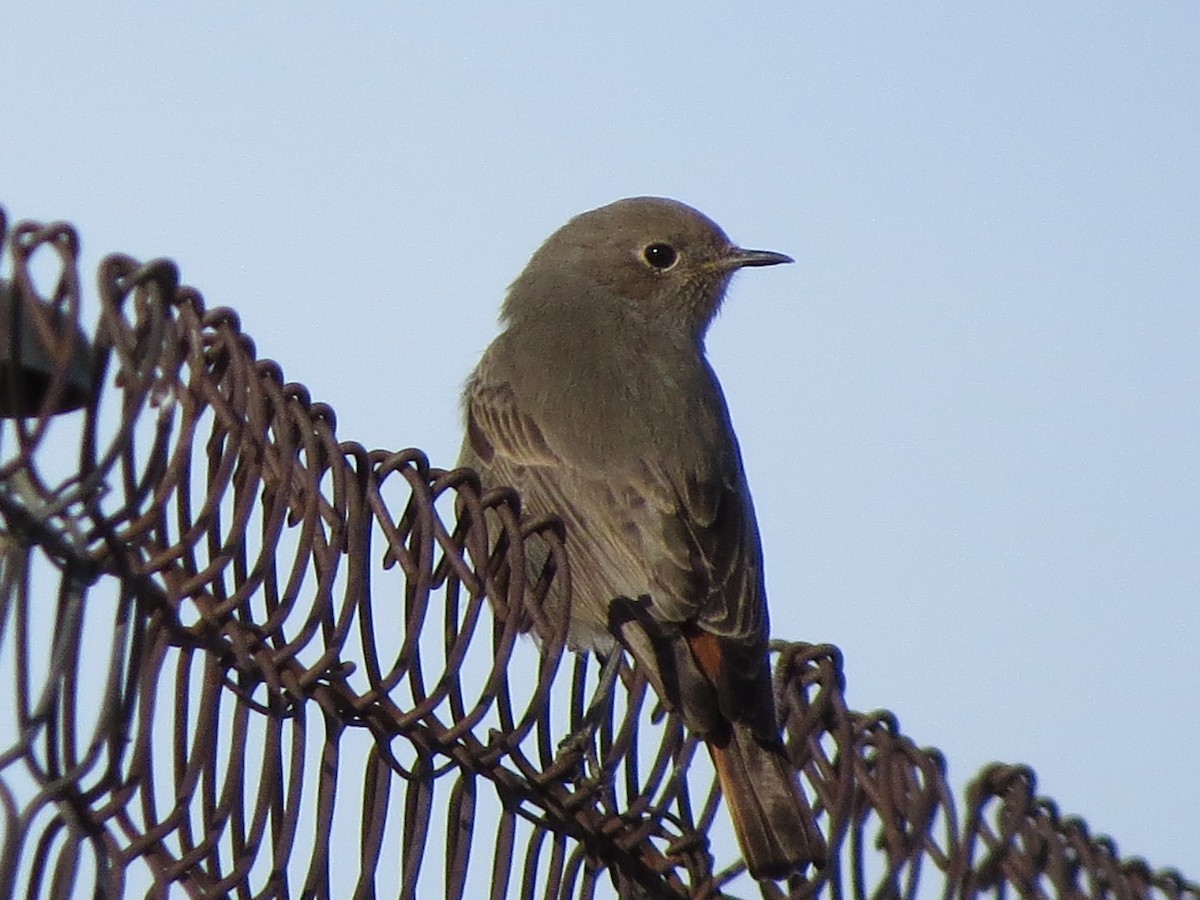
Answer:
3;2;1197;892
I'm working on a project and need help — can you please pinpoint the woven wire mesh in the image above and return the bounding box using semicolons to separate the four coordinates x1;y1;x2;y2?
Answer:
0;205;1194;899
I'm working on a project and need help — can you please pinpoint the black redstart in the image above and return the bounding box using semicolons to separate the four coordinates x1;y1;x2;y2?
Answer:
460;197;824;879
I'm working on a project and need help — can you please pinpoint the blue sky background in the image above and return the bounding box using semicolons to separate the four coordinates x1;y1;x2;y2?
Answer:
3;2;1196;888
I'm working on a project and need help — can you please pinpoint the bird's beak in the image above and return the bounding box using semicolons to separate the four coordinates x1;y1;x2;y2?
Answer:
722;247;794;269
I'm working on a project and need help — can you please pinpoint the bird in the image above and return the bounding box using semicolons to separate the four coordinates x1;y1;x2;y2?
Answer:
458;196;824;879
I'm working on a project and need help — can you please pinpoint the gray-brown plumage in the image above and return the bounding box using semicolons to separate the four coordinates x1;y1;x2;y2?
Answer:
459;197;824;879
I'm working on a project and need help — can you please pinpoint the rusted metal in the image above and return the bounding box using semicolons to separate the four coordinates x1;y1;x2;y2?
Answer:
0;205;1194;899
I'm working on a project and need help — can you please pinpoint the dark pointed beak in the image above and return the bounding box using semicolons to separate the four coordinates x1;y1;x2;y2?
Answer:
723;247;794;269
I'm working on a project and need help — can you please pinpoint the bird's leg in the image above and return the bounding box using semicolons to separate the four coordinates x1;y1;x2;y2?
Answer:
555;648;623;774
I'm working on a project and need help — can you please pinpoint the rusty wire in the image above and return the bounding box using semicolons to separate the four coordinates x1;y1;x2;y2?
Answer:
0;204;1194;900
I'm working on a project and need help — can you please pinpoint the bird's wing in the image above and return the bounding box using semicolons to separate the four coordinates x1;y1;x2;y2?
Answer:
649;456;777;737
654;459;767;643
463;350;775;734
464;374;560;469
464;353;766;641
462;360;663;642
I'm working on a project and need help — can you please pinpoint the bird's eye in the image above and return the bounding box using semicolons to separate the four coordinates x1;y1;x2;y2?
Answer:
642;242;678;270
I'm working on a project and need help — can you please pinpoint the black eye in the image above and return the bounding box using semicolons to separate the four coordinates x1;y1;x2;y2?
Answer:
642;242;678;269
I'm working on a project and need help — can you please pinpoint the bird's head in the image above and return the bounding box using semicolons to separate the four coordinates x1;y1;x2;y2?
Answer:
504;197;791;339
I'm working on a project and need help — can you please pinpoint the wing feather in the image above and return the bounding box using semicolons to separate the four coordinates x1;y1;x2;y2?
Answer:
461;340;772;733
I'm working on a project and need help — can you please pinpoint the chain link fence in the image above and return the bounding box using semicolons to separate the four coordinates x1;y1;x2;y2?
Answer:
0;205;1194;899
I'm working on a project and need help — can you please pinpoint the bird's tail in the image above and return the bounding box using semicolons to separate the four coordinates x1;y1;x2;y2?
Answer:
706;721;826;880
